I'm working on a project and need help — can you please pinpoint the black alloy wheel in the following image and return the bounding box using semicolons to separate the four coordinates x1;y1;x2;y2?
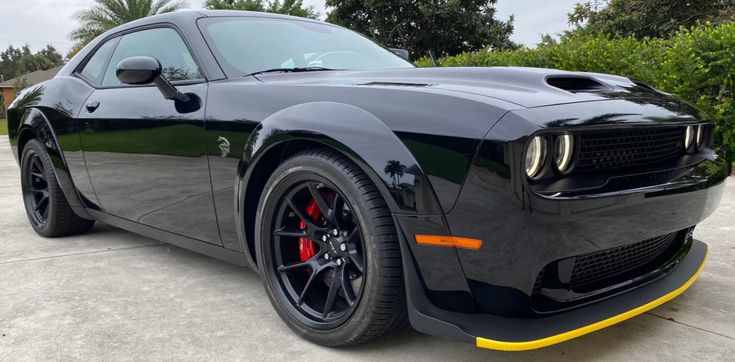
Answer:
23;150;50;227
271;178;366;327
257;149;406;346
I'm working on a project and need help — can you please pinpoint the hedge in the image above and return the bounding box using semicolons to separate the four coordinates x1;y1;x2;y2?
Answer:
416;23;735;162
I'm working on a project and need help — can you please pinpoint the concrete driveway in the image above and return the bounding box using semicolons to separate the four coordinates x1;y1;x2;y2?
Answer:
1;137;734;361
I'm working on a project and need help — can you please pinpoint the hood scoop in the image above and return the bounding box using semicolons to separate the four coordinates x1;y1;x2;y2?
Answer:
546;75;611;93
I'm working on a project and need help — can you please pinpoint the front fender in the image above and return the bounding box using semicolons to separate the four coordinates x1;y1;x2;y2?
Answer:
239;101;444;215
235;102;471;303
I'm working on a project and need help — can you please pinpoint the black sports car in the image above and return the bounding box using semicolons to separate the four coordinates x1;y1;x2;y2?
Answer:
6;10;728;351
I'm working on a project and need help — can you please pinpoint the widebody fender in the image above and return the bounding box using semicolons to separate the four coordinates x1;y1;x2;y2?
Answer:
235;102;459;279
239;101;444;216
7;79;95;219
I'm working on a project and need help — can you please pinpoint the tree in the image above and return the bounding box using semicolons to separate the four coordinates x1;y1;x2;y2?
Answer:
0;45;64;81
568;0;735;39
13;77;29;94
69;0;187;56
204;0;319;19
326;0;515;58
383;160;406;188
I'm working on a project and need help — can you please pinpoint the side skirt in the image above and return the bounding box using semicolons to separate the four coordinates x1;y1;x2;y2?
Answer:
87;209;251;268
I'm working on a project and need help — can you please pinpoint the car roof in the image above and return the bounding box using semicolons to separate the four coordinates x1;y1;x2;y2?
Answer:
109;9;324;34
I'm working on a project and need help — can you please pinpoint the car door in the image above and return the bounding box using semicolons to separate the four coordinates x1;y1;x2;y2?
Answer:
78;26;222;245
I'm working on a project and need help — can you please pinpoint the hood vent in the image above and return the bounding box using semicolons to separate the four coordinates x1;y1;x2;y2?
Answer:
546;76;610;93
361;81;431;87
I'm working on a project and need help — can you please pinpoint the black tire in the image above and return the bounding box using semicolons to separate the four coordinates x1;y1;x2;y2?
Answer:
256;149;407;346
20;139;95;237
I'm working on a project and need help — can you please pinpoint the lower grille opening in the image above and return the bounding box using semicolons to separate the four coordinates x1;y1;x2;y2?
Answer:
569;233;678;292
532;230;688;312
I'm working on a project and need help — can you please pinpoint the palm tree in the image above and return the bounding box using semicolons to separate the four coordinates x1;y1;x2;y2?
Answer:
383;160;406;188
68;0;187;56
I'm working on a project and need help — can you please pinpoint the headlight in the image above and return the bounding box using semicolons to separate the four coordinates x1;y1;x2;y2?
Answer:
696;125;704;148
525;136;546;178
684;125;695;151
554;134;574;173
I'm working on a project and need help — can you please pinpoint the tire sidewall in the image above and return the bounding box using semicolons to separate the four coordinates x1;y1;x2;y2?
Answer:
255;154;390;345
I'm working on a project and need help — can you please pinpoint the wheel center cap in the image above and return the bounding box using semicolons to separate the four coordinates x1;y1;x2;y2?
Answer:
328;239;340;255
327;238;344;257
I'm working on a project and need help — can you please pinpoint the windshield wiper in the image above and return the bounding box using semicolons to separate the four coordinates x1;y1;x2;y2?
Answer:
245;67;335;77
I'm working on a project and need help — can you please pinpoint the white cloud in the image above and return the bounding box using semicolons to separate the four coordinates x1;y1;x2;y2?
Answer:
0;0;578;55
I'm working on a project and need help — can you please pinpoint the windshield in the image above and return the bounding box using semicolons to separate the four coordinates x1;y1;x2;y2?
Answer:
199;17;414;76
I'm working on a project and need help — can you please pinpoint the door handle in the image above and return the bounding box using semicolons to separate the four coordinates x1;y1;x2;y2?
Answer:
86;100;100;113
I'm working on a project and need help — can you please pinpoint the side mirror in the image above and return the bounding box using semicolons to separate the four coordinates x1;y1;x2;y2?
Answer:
390;48;410;61
116;56;190;102
116;56;161;84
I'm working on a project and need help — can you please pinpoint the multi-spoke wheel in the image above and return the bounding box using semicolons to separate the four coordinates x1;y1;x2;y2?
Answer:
257;149;406;346
272;180;366;326
20;139;94;237
24;150;50;226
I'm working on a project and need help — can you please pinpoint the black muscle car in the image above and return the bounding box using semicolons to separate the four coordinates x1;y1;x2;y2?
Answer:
6;10;728;351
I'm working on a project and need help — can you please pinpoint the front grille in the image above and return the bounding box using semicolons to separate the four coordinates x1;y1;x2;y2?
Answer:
531;231;687;313
568;232;678;291
575;128;685;171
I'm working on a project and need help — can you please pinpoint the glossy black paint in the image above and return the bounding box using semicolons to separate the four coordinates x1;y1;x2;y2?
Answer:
78;83;221;244
5;10;728;346
116;56;162;84
446;100;728;316
8;78;95;219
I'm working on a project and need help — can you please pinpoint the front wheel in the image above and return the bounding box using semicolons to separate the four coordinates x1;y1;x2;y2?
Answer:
256;149;406;346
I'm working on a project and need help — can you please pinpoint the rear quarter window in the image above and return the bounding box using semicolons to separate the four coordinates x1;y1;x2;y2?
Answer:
79;39;117;86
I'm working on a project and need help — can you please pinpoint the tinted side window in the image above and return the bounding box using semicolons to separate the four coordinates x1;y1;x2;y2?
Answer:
79;39;117;85
101;28;202;87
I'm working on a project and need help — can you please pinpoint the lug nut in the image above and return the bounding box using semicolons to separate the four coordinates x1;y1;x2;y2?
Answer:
324;254;331;260
322;235;327;242
332;229;339;236
339;243;347;251
336;258;343;266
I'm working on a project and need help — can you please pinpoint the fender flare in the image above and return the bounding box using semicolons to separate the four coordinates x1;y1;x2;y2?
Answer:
235;102;444;261
17;107;91;219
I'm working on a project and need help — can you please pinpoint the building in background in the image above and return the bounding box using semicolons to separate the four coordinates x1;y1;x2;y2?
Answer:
1;66;62;117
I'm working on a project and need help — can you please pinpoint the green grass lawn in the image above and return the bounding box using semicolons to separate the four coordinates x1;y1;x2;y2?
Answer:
0;118;7;136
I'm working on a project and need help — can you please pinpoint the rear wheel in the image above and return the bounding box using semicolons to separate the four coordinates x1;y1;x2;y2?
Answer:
20;139;94;237
256;149;406;346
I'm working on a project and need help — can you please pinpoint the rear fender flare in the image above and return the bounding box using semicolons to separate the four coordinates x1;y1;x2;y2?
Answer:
17;108;91;218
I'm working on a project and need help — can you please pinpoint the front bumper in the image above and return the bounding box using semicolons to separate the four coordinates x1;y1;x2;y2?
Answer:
392;134;726;350
399;233;707;351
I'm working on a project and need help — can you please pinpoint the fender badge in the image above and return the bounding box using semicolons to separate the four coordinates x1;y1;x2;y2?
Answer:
217;136;231;157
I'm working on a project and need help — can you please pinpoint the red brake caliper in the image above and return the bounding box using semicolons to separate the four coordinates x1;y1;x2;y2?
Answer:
298;198;321;262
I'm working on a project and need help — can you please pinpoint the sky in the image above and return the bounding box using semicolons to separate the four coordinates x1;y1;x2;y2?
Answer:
0;0;579;55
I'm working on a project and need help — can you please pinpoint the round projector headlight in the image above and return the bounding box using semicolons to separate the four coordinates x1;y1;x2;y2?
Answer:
554;134;574;173
525;136;546;178
684;125;695;151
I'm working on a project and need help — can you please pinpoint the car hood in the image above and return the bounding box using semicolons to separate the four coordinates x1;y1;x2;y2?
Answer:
253;66;674;109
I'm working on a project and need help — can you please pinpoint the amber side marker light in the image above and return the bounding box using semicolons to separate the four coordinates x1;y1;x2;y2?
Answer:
415;235;483;250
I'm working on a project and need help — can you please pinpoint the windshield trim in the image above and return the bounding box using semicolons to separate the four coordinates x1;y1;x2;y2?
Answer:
196;15;414;79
